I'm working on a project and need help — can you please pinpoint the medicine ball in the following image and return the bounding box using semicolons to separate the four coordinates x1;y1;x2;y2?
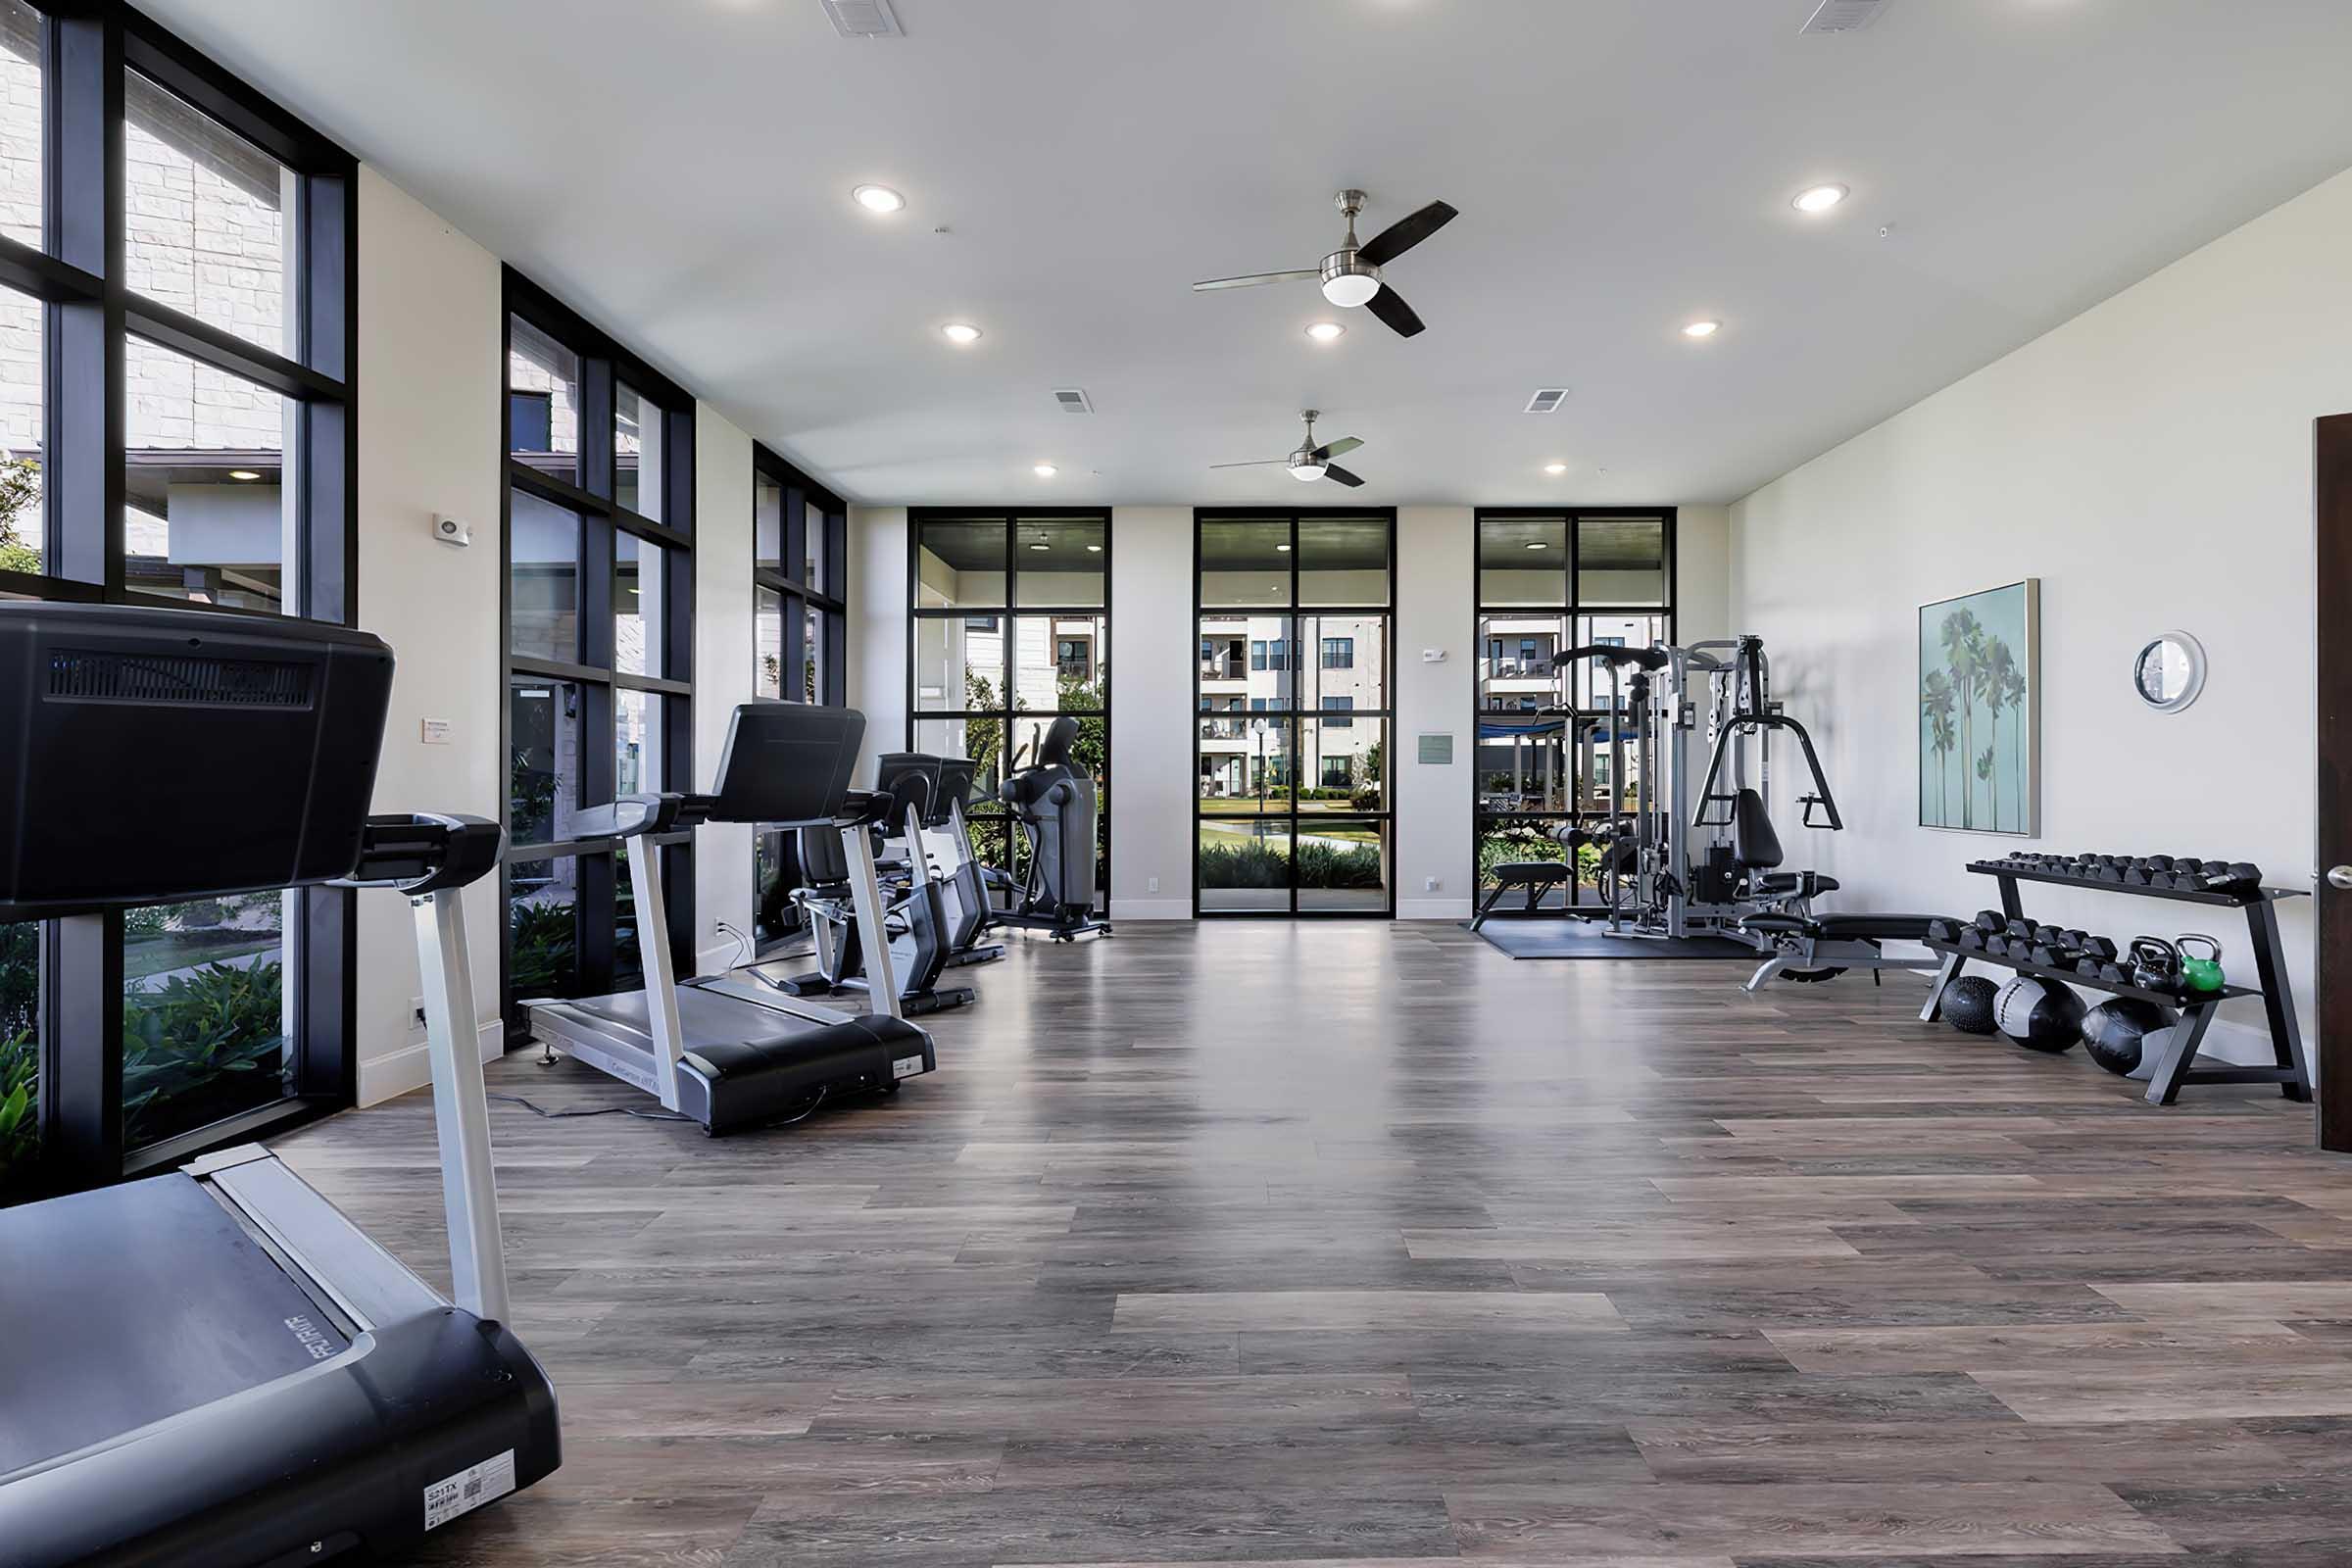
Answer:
2081;997;2177;1077
1941;975;2001;1036
1994;975;2084;1054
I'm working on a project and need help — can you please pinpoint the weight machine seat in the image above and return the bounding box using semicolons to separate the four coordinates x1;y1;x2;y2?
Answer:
1749;869;1840;897
1743;911;1942;942
1491;861;1571;888
1732;787;1783;870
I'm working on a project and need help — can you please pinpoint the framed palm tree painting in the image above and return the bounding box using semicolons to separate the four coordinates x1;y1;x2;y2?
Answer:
1919;579;2038;835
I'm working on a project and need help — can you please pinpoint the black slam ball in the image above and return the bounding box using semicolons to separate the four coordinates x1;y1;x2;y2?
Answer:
1941;975;2002;1036
2080;997;2178;1077
1994;975;2086;1054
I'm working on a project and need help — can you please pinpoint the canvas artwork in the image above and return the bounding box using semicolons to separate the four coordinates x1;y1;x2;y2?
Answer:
1918;578;2038;835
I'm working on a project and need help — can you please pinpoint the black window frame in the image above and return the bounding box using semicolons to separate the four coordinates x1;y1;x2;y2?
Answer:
750;441;846;960
0;2;362;1200
499;267;696;1030
1193;508;1396;920
1470;508;1679;918
906;507;1111;903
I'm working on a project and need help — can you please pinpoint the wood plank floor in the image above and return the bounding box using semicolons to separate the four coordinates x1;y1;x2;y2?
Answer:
272;920;2352;1566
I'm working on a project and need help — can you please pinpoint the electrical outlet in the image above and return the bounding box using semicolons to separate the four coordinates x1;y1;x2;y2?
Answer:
1148;876;1159;894
1424;876;1441;892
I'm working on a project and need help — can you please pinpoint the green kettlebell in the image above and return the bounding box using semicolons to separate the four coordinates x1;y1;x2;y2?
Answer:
2177;933;2226;993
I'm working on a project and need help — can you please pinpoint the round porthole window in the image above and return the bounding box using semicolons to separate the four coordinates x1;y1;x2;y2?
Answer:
2133;631;2206;713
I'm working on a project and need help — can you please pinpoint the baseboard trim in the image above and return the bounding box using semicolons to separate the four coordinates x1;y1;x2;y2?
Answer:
1396;898;1474;921
1110;898;1193;920
359;1017;507;1106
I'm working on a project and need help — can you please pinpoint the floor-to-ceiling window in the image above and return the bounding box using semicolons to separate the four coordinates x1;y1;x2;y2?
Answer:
1196;511;1394;917
502;272;695;1026
752;444;847;957
908;511;1109;900
0;3;360;1200
1472;510;1676;912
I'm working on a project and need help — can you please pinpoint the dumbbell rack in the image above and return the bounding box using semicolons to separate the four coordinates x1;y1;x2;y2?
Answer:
1919;862;2312;1106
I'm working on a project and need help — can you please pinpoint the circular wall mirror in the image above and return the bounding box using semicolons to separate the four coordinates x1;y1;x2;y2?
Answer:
2133;631;2206;712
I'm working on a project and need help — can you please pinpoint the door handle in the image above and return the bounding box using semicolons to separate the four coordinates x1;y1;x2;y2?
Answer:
2330;866;2352;891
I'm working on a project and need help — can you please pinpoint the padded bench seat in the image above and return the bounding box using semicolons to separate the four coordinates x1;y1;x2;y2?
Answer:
1743;911;1942;942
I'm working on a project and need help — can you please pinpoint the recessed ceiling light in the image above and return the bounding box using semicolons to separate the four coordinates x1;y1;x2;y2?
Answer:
941;321;982;345
1276;543;1292;553
1544;462;1567;475
1525;541;1547;551
1682;319;1721;338
853;184;905;214
1085;543;1102;553
1304;321;1345;343
1032;463;1057;477
1792;182;1848;214
1029;542;1050;552
226;468;262;481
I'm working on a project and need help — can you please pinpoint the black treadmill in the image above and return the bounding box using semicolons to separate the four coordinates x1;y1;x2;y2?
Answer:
524;702;937;1134
0;604;557;1566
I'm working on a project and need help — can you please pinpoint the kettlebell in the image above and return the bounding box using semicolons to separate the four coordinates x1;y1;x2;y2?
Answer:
2177;933;2226;993
2129;936;2181;994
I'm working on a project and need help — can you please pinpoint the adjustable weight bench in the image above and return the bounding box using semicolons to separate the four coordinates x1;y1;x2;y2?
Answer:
1740;910;1946;992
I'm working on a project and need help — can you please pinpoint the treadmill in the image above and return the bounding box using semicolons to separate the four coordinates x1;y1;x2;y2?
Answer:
0;603;557;1566
524;702;937;1134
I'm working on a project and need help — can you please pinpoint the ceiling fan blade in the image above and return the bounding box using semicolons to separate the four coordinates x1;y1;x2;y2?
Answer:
1355;200;1457;267
1321;463;1366;489
1310;436;1364;462
1363;285;1426;338
1192;269;1319;292
1208;459;1290;468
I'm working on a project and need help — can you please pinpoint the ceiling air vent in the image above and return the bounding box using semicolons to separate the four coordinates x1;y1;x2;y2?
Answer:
1800;0;1888;33
1525;388;1568;415
821;0;904;38
1053;388;1095;415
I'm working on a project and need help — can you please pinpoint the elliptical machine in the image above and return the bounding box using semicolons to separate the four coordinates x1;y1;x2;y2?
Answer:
991;716;1110;942
902;754;1004;969
780;760;976;1015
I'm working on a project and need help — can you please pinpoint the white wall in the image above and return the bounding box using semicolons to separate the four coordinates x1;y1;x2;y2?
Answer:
353;167;503;1102
1676;505;1731;645
848;505;909;786
1395;507;1474;918
1108;507;1193;917
1731;165;2352;1056
693;405;757;972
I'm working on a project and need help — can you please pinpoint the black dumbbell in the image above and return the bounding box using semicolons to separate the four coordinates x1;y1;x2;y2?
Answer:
1927;916;1961;945
2077;934;2119;962
2194;861;2263;897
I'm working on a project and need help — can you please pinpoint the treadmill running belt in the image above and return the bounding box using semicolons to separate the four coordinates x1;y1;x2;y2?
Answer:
0;1172;352;1472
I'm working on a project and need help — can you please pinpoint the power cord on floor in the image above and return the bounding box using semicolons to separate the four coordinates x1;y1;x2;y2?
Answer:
489;1092;694;1122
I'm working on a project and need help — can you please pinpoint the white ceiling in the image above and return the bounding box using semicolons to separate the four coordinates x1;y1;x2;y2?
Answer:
142;0;2352;508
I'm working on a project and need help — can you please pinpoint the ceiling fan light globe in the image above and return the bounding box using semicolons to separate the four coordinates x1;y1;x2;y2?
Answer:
1290;462;1327;482
1321;272;1381;309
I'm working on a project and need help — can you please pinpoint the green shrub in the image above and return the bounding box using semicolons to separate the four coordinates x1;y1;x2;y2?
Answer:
1200;840;1382;891
510;899;578;997
121;958;287;1148
122;906;170;938
1;1027;34;1200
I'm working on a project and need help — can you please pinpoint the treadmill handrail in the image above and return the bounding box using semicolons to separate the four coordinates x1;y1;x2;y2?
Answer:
574;794;680;840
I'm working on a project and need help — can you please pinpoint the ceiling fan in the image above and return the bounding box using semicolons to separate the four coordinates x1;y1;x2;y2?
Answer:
1193;189;1458;338
1211;411;1366;488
